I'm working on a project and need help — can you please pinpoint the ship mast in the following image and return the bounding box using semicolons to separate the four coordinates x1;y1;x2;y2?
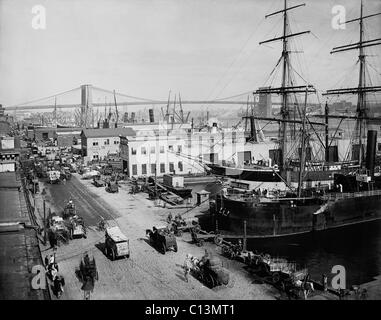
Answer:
254;0;316;173
298;86;309;197
323;0;381;167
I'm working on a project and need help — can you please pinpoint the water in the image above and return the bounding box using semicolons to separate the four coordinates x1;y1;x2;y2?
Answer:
190;181;381;288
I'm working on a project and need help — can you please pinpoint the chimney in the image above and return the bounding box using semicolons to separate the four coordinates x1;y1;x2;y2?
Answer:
149;109;154;123
365;130;377;178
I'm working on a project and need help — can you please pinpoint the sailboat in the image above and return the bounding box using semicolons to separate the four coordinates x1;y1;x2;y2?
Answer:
212;0;381;238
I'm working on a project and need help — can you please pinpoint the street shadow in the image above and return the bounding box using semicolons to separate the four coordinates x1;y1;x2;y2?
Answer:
175;272;186;282
75;268;85;285
140;237;162;254
94;242;107;257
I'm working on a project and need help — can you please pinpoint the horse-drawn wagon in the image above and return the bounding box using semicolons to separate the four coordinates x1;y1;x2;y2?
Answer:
188;253;230;289
146;226;178;254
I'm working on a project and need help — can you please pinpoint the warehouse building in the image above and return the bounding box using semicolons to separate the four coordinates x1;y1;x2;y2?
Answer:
81;127;136;163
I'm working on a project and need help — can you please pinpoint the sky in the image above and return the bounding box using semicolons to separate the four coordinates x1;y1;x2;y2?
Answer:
0;0;380;107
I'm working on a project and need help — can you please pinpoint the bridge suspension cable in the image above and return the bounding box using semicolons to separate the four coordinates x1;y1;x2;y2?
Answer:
8;86;81;108
92;86;158;102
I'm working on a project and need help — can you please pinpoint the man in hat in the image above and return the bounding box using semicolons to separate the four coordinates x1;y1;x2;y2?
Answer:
183;254;193;283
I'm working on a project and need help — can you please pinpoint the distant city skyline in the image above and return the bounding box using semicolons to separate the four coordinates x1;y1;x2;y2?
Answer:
0;0;380;107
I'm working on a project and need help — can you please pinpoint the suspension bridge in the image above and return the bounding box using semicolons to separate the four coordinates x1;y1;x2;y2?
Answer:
4;84;267;111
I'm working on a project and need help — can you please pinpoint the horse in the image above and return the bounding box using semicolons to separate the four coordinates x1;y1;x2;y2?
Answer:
53;275;65;299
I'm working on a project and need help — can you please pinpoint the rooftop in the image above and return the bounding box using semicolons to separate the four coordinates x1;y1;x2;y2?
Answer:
0;172;21;189
0;189;29;224
81;127;136;138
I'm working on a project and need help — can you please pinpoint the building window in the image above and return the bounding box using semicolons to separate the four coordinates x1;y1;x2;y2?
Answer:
114;140;119;145
178;161;183;172
104;139;110;145
93;154;99;160
168;145;173;151
177;145;182;154
131;148;137;155
141;147;146;155
151;164;156;174
160;146;165;153
150;146;155;154
132;164;137;175
142;164;147;175
169;162;174;172
378;143;381;152
92;141;98;146
160;163;165;173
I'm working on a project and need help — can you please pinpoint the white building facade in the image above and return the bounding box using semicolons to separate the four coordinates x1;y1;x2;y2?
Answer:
81;128;136;163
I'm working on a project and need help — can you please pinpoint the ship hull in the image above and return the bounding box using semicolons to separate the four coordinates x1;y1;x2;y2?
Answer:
214;192;381;238
207;163;281;182
207;163;342;184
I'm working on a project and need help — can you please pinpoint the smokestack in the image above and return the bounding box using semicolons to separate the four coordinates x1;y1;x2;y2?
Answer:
250;117;257;142
365;130;377;178
149;109;154;123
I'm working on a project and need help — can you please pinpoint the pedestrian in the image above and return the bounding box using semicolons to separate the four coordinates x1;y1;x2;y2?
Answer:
183;254;192;283
48;232;58;249
62;177;66;185
339;288;345;300
81;275;94;300
44;255;50;269
53;274;65;298
322;274;328;291
360;288;367;300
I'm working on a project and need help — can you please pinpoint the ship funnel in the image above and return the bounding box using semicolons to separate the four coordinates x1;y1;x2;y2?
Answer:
149;109;155;123
250;117;258;142
365;130;377;178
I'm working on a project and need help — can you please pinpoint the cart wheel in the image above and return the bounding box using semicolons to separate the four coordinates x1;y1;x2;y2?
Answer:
194;225;201;233
109;249;115;261
272;272;281;284
161;242;166;255
214;235;223;245
198;240;204;247
177;230;183;237
206;273;216;288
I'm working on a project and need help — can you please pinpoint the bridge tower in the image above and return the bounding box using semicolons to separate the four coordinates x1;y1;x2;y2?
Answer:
81;84;93;128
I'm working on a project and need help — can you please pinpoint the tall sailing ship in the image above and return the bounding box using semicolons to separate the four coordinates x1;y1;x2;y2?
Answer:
211;0;381;238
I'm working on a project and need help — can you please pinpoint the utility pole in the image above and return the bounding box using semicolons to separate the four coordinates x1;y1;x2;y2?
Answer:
325;101;329;162
243;220;247;252
43;200;46;245
154;161;157;200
